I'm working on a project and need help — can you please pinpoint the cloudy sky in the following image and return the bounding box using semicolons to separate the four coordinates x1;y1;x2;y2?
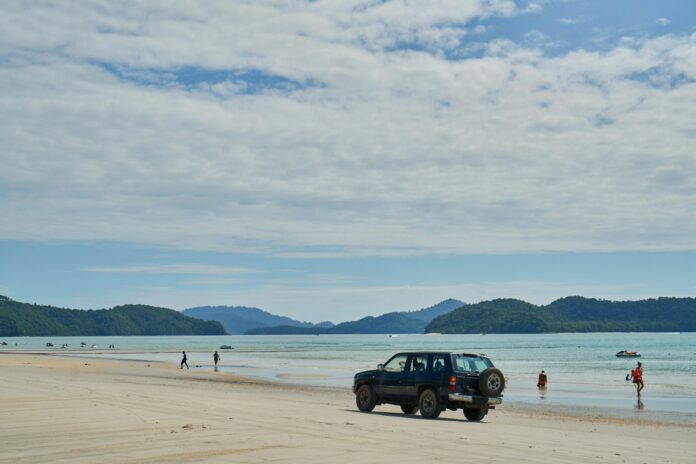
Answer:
1;0;695;322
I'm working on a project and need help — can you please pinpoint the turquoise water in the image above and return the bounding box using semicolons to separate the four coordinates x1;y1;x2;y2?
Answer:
3;332;696;420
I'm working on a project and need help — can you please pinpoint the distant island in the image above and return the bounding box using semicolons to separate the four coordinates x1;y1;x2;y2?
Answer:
242;297;696;335
0;295;226;336
425;296;696;334
244;299;465;335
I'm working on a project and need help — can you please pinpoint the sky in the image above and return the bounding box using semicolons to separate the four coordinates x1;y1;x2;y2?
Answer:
1;1;695;323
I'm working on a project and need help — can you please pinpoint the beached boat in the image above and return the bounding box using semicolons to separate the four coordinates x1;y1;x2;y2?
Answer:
615;350;641;358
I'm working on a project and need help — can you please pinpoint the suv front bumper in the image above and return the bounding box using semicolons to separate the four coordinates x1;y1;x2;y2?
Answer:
448;393;502;406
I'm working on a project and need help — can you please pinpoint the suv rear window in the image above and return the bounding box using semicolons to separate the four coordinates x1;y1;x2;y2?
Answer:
452;355;492;373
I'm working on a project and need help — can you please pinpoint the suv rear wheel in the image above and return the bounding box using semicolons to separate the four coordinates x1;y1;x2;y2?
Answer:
418;389;441;419
356;384;376;412
400;404;418;415
463;407;488;421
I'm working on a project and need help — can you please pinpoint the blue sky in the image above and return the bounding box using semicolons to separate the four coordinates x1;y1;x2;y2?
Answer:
1;1;695;322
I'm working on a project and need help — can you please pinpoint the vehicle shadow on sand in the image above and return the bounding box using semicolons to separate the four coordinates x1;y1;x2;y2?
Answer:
342;409;487;424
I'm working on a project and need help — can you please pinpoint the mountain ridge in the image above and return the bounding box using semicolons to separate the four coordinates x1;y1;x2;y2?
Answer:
245;299;465;335
182;305;333;335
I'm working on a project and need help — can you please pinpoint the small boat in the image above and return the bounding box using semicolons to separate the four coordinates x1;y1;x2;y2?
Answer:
219;345;233;350
46;342;53;347
616;350;641;358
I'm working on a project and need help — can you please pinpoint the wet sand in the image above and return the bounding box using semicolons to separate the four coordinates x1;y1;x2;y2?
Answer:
1;353;694;463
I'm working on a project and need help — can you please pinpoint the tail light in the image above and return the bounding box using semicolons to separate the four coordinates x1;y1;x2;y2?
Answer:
449;376;457;392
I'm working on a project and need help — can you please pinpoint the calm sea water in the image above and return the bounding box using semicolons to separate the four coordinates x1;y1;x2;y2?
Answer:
4;332;696;421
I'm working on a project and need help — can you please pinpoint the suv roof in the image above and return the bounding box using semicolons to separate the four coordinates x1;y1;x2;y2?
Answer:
393;351;488;358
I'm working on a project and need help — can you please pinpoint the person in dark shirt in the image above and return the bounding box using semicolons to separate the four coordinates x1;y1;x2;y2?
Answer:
213;351;220;371
180;351;189;369
537;370;547;388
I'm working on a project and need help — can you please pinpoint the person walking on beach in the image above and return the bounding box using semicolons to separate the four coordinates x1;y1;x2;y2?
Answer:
213;351;220;371
537;370;547;388
180;351;189;370
630;361;644;398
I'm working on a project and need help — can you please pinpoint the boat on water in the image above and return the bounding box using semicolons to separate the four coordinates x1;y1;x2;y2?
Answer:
219;345;233;350
616;350;641;358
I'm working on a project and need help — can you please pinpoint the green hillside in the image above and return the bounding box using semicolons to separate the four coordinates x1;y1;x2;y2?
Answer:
426;296;696;334
246;312;426;335
0;295;226;336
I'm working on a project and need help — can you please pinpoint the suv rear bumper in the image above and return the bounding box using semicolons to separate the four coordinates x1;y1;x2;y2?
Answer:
448;393;502;406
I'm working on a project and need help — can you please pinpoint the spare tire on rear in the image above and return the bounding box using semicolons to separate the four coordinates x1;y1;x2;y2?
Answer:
479;367;505;397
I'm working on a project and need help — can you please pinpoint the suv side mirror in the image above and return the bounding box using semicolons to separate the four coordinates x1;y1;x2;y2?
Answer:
377;364;384;371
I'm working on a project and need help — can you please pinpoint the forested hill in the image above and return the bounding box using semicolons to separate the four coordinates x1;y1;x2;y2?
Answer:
425;296;696;334
246;312;428;335
0;296;226;336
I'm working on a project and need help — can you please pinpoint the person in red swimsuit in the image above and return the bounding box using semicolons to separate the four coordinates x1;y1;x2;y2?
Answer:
631;361;644;398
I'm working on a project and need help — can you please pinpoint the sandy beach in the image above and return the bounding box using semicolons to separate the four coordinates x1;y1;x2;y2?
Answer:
1;353;694;464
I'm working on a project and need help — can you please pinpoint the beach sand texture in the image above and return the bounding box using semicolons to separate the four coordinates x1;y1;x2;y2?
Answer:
1;354;694;464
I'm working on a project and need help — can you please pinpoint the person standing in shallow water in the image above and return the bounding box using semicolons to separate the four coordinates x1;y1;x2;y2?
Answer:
180;351;189;369
213;351;220;371
631;361;644;399
537;370;547;388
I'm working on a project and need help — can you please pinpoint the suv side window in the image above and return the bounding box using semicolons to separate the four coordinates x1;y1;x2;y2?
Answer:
431;354;447;372
383;354;409;372
409;354;428;372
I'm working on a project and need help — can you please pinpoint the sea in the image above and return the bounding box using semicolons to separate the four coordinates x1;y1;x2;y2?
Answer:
3;332;696;423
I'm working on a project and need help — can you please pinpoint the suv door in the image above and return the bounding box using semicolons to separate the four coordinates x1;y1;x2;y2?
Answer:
430;354;451;399
404;353;430;400
375;353;409;400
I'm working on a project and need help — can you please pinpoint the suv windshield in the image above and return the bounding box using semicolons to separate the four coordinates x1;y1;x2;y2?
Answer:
452;355;493;373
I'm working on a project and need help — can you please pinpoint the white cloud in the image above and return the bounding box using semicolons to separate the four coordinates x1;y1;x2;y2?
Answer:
1;1;696;257
656;18;671;26
83;264;260;275
559;17;576;25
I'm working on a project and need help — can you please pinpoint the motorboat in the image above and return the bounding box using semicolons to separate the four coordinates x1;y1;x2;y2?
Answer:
219;345;233;350
616;350;641;358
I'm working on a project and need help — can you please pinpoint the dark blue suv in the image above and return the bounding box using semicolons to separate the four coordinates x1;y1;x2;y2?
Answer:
353;351;505;421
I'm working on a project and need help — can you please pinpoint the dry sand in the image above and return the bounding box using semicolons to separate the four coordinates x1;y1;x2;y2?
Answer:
1;353;694;464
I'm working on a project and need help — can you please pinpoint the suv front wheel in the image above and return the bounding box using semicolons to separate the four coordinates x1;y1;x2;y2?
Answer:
418;389;441;419
356;384;376;412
